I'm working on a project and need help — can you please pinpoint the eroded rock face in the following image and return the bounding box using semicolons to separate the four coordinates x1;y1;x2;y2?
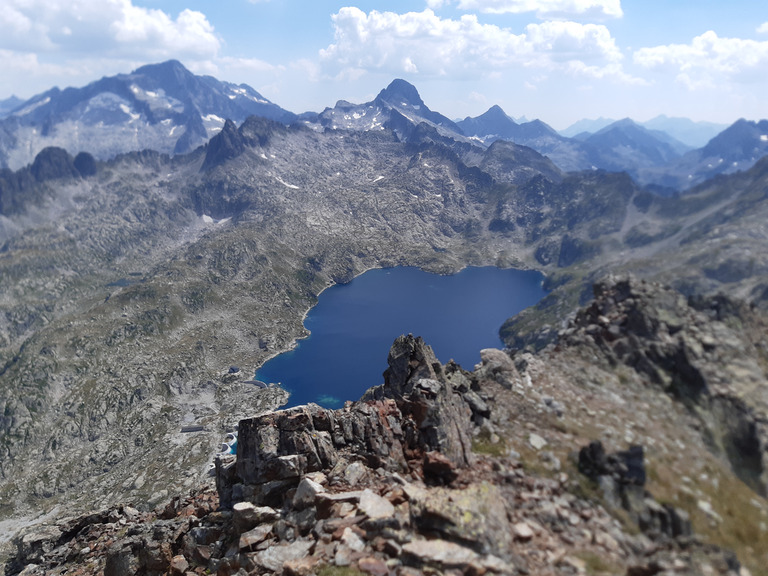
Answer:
561;275;768;495
578;441;692;540
222;335;478;509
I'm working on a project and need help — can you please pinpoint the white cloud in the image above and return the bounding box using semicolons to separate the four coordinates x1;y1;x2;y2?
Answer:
468;90;488;104
192;56;284;82
758;22;768;35
634;31;768;89
0;0;220;59
449;0;623;19
320;7;626;81
0;50;76;79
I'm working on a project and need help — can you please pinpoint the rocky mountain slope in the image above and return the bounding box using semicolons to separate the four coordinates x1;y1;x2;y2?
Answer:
3;111;768;530
0;115;562;528
3;66;768;574
0;61;296;170
4;309;765;574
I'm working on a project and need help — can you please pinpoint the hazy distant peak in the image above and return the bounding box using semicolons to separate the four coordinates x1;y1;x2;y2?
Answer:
701;118;768;158
376;79;425;108
133;59;188;76
478;104;515;123
0;95;25;118
593;118;639;134
559;117;617;138
615;117;639;127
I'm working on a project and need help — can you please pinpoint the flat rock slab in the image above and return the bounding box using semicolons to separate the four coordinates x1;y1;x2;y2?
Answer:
254;539;313;573
406;482;511;554
402;539;479;567
358;489;395;520
239;524;273;552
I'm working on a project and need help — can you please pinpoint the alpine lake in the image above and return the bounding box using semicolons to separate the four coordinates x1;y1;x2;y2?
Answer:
255;266;547;408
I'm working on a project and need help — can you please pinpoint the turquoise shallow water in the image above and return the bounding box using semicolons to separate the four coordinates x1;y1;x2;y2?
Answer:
255;266;546;408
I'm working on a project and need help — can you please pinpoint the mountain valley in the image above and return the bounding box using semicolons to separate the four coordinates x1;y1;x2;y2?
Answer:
2;61;768;574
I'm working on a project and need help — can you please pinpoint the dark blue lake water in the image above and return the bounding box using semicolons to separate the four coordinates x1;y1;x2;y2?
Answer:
255;266;546;409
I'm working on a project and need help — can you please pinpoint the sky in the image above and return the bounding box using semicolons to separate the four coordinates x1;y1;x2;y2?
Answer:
1;0;768;129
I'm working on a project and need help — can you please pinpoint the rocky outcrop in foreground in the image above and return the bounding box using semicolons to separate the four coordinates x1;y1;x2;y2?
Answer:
5;335;744;575
561;275;768;495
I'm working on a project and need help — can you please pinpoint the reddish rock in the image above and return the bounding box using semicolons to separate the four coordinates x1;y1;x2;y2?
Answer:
358;556;389;576
284;556;322;576
169;554;190;575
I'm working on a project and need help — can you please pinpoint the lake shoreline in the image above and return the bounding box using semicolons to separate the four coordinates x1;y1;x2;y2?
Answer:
255;265;548;409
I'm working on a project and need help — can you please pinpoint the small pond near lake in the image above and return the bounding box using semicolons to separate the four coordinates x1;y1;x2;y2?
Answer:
255;266;547;409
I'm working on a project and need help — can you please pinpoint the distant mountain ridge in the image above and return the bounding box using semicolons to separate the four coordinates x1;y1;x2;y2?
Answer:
456;106;768;190
456;107;691;177
2;60;766;193
562;115;727;148
641;115;727;148
0;60;296;170
638;118;768;190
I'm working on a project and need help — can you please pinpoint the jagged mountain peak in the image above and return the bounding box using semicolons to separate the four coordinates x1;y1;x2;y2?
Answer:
478;104;515;123
375;78;425;108
316;78;464;141
201;119;243;172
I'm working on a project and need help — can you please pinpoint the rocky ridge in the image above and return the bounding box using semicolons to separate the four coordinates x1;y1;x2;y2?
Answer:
4;333;751;576
559;276;768;495
4;109;768;536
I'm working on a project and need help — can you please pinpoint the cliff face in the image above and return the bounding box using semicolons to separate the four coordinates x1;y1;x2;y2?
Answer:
7;319;762;575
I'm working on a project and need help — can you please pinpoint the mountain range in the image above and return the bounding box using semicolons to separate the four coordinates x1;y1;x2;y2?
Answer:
0;60;295;170
2;60;768;574
561;114;727;148
1;60;766;192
